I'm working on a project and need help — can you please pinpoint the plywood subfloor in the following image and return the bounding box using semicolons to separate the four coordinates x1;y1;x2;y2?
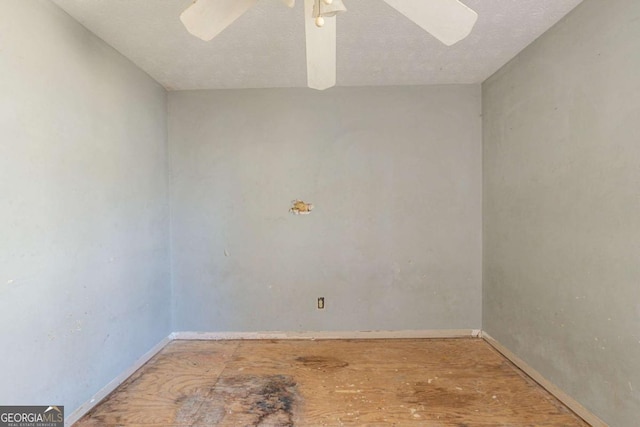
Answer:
74;338;589;426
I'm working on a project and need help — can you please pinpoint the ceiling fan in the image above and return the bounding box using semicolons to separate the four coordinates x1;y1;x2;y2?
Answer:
180;0;478;90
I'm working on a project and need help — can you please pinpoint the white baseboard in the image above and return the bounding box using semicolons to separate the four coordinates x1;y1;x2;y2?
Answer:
482;332;607;427
170;329;482;341
65;335;171;427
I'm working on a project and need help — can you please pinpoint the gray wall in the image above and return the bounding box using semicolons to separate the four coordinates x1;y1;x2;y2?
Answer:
169;86;482;332
0;1;170;415
483;0;640;425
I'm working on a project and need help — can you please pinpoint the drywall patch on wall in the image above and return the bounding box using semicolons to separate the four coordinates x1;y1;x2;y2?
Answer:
290;200;314;215
483;0;640;425
168;85;482;333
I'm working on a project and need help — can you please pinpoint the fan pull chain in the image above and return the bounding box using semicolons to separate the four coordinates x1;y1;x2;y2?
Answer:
315;0;324;27
315;0;334;28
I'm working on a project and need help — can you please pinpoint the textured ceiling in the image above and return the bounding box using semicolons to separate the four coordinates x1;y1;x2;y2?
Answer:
52;0;583;90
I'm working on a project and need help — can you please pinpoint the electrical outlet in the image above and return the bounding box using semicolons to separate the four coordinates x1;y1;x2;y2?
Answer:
317;297;325;310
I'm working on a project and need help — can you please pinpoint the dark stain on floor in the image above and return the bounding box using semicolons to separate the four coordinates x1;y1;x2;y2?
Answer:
252;375;296;426
295;355;349;369
194;374;298;426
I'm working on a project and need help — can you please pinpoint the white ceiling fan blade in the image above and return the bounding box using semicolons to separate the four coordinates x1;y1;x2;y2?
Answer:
304;0;336;90
180;0;258;41
282;0;295;7
382;0;477;46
